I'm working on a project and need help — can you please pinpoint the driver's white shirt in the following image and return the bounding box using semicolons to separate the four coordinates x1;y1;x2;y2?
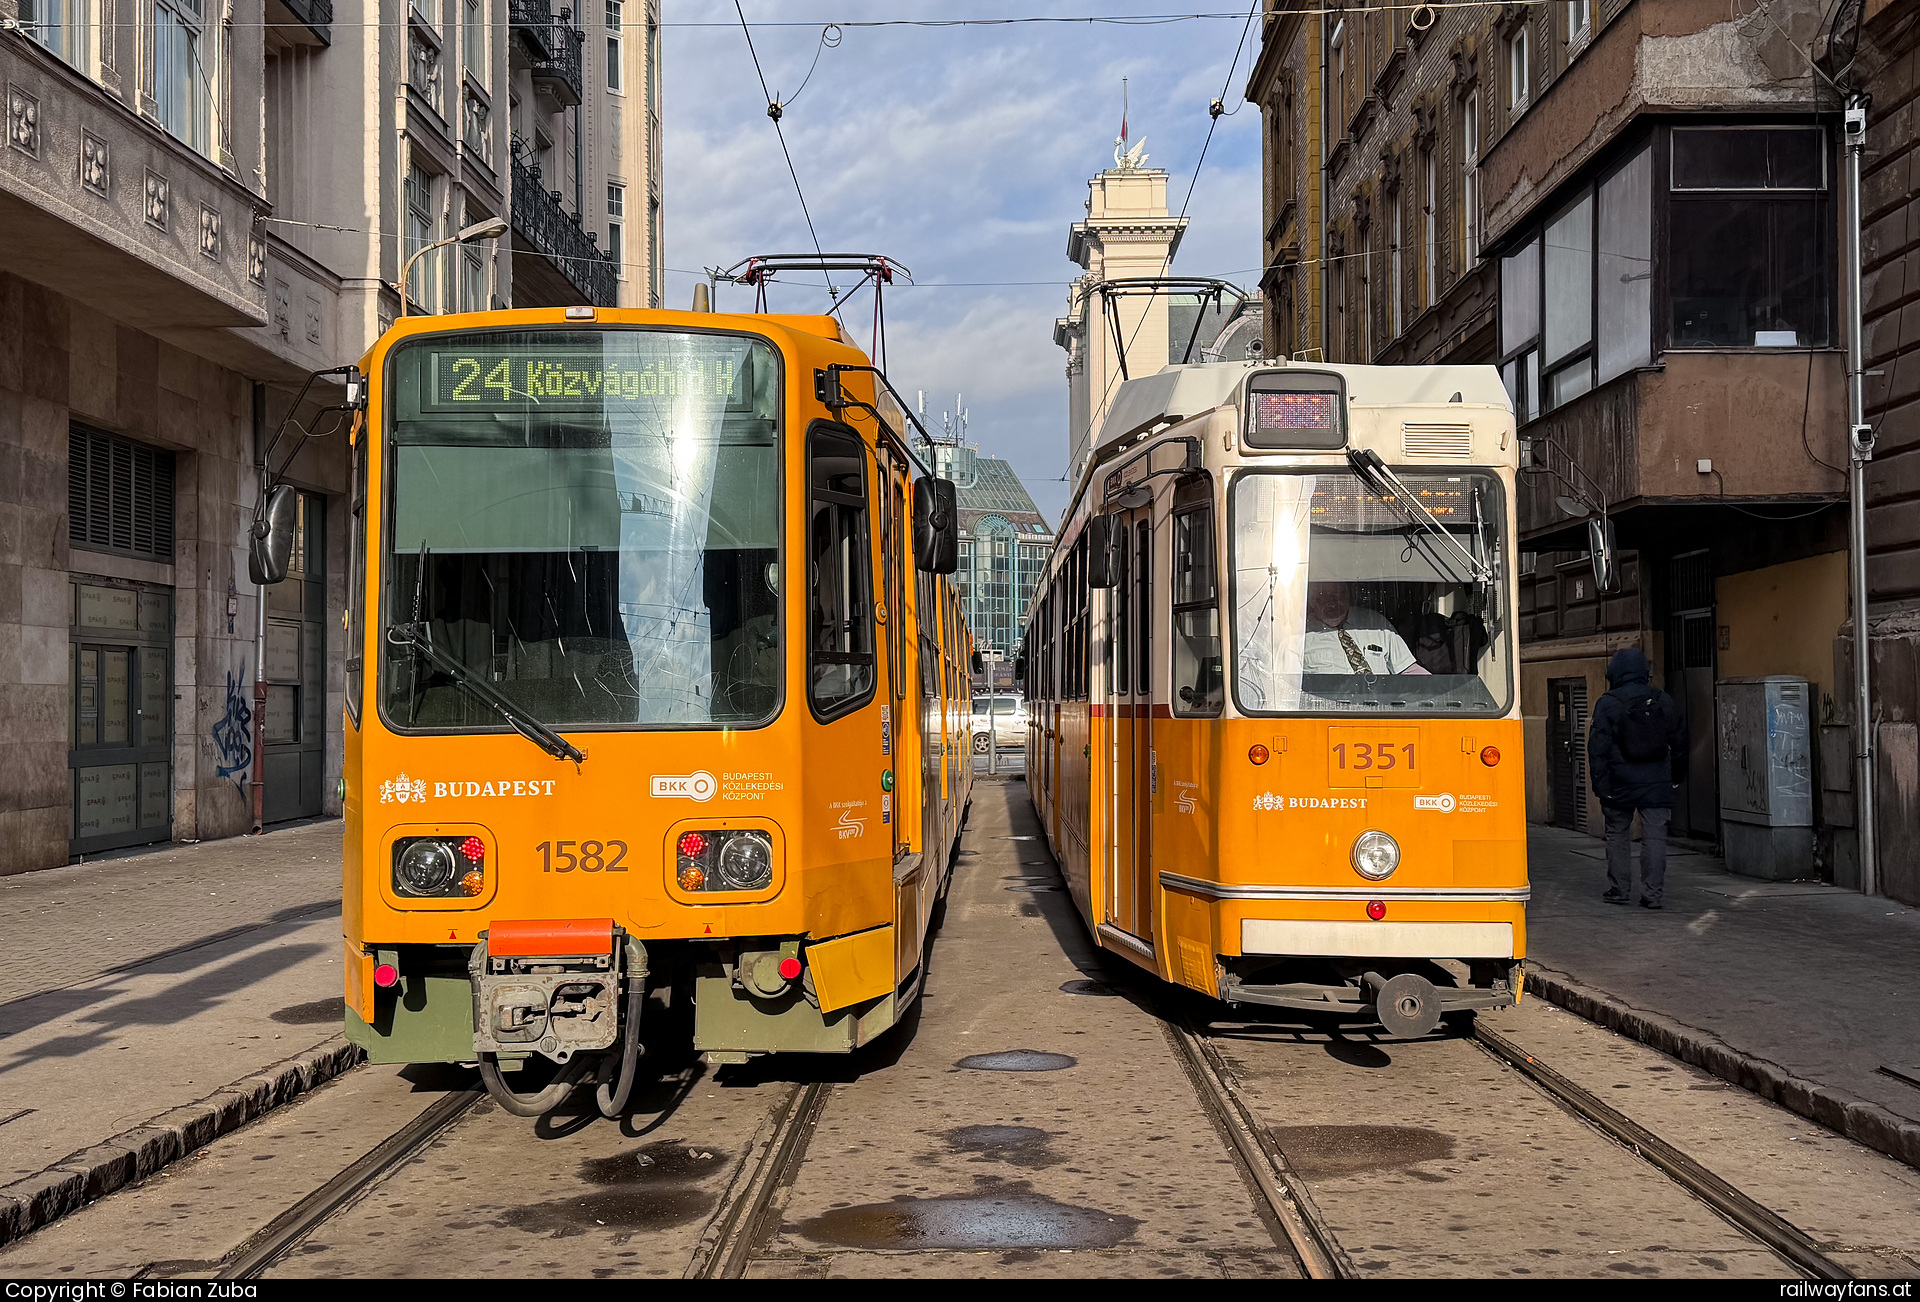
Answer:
1303;607;1419;675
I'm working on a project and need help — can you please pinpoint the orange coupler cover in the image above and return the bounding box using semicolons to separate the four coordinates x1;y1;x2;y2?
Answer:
487;918;616;957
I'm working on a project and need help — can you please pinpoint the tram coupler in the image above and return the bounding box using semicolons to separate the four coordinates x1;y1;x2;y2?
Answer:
469;919;647;1068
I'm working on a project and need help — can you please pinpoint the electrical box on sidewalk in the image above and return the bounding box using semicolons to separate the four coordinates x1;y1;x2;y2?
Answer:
1715;676;1814;881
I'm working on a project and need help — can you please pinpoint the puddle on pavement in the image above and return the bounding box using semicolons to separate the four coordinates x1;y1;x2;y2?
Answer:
955;1049;1077;1072
797;1190;1137;1249
1059;979;1118;997
270;997;346;1025
943;1125;1060;1169
1005;885;1063;894
1267;1125;1455;1179
496;1141;725;1241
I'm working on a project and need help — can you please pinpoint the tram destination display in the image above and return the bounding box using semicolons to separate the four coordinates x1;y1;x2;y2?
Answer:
410;333;760;415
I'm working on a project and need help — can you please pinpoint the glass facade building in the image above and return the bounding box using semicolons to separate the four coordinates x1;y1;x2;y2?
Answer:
933;446;1056;675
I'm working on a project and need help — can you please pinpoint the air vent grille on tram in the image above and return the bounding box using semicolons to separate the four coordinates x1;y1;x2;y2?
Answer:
1402;423;1473;459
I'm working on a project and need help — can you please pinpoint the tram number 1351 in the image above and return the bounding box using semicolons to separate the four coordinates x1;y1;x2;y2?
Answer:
1332;743;1416;771
534;840;630;872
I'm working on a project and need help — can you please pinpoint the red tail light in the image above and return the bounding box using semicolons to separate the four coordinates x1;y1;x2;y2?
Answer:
1366;900;1387;921
677;831;708;858
778;957;803;981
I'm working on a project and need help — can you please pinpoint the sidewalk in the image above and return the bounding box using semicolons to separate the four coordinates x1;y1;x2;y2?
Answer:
1525;823;1920;1166
0;821;357;1243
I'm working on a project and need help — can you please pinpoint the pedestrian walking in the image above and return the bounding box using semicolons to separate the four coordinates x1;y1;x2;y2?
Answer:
1586;647;1687;910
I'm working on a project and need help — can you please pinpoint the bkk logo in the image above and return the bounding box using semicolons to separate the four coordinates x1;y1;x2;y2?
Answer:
651;771;717;801
1414;793;1459;812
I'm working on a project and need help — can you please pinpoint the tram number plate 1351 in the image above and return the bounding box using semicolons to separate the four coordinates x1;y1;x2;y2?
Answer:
1327;728;1421;788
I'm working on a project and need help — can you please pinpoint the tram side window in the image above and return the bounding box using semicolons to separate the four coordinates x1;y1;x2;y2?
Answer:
1171;500;1223;716
808;424;876;719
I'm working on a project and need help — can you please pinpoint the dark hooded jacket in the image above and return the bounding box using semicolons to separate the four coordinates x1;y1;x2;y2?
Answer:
1586;648;1687;808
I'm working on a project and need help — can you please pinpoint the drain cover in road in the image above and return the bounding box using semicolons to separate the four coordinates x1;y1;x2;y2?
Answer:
955;1049;1077;1072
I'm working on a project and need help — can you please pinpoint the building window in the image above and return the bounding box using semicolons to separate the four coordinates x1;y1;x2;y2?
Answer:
155;0;211;156
606;0;624;92
22;0;97;78
1461;90;1481;265
607;182;625;280
1507;24;1530;110
1421;146;1437;311
1389;185;1404;340
1499;235;1541;421
463;0;486;80
1327;19;1346;136
1541;189;1595;407
461;222;488;310
69;427;176;561
1669;126;1831;348
1567;0;1592;51
1597;144;1652;382
404;162;441;311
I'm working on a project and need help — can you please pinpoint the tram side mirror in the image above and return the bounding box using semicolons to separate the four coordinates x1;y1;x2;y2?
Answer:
1589;516;1619;595
914;477;959;574
1086;514;1120;589
248;482;299;585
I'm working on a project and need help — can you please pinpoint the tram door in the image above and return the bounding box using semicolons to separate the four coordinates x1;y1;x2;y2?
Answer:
1108;508;1154;940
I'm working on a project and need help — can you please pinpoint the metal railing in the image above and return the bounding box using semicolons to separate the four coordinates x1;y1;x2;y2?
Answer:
510;155;617;306
508;0;554;58
530;19;583;106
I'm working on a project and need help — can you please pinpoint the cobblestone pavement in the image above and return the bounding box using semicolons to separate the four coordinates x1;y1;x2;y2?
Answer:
0;820;343;1005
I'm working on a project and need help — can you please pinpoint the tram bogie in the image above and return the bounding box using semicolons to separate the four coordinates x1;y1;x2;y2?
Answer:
321;305;974;1114
1024;359;1528;1036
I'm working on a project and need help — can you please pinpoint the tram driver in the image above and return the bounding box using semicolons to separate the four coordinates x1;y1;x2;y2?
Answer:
1302;581;1429;676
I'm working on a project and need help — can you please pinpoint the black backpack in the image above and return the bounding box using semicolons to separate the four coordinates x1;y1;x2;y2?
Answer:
1619;690;1667;763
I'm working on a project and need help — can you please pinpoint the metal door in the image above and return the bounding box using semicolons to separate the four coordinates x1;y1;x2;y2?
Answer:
1548;676;1589;831
70;581;173;855
1109;509;1154;939
263;491;326;823
1666;550;1717;838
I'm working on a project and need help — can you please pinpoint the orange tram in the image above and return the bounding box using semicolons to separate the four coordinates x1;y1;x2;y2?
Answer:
1020;360;1528;1035
256;304;976;1117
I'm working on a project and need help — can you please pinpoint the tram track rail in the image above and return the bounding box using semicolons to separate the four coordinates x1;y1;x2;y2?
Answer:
687;1080;834;1279
1468;1022;1853;1281
214;1085;484;1280
1174;1005;1855;1282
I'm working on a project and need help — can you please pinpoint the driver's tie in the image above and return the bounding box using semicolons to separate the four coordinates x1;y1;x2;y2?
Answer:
1337;628;1372;674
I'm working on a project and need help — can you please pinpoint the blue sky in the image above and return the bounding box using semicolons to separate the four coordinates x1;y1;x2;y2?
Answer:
660;2;1267;525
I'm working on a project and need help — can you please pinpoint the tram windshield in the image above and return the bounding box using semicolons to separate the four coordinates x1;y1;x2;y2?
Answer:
381;329;782;730
1230;469;1512;715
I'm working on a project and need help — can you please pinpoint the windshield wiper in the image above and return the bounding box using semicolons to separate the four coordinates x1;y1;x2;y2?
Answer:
389;619;586;765
1345;448;1495;587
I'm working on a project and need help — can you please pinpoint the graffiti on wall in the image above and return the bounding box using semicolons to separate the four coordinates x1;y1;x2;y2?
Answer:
211;668;253;792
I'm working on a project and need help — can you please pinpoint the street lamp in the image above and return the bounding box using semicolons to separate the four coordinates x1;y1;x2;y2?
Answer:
398;216;511;317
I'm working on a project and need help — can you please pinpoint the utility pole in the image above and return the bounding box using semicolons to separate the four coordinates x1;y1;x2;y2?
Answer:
1844;95;1878;896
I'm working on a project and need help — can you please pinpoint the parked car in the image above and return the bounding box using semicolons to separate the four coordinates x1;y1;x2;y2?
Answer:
971;694;1027;752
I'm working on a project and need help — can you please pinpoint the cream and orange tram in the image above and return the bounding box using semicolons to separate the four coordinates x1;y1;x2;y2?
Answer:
1021;361;1526;1035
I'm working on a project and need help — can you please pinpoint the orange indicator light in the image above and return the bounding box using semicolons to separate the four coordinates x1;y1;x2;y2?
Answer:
678;863;706;891
1480;746;1501;766
459;870;485;896
1248;744;1270;766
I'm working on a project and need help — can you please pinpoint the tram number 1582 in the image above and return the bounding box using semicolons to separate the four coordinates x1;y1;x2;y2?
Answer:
1332;743;1416;771
535;840;629;872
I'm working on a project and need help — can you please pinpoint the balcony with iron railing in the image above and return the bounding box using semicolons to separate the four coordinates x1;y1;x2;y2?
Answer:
533;16;584;107
508;0;554;59
510;154;617;306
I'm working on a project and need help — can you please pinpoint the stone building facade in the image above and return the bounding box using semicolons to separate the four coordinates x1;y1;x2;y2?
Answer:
0;0;657;872
1247;1;1908;898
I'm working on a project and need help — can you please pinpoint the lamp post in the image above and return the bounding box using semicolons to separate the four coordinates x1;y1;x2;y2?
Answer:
399;216;510;317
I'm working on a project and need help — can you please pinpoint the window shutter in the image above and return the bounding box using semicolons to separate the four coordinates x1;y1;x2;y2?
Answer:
69;426;176;561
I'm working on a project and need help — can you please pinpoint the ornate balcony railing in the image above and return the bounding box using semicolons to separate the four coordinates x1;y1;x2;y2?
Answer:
511;154;618;306
508;0;554;59
529;16;584;107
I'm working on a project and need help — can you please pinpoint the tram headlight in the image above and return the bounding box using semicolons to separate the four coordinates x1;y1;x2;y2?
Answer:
394;837;468;896
716;831;775;891
1351;830;1401;881
674;829;778;895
